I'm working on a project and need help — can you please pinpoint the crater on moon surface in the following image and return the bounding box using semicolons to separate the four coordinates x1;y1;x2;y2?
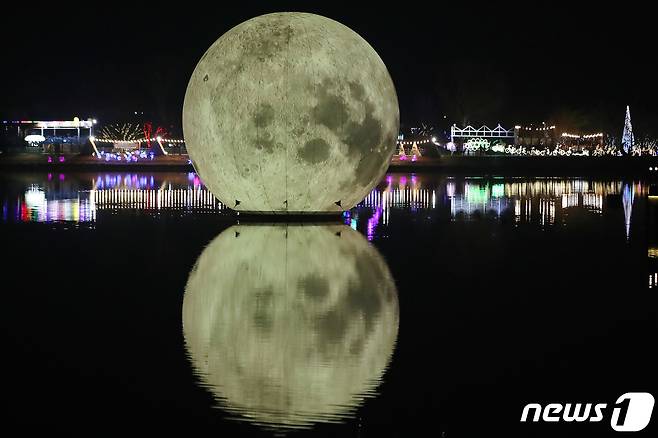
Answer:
182;224;399;430
183;12;399;213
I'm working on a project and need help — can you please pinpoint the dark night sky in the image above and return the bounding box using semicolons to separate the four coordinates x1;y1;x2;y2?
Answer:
2;2;656;136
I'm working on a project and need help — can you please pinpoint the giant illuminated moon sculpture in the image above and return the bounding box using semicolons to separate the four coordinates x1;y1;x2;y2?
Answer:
183;13;399;214
182;225;399;430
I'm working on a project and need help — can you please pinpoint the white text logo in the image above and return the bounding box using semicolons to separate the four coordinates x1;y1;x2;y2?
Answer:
520;392;654;432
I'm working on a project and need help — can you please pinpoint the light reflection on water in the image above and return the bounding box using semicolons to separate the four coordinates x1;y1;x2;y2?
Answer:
182;224;399;431
2;172;654;295
0;172;649;236
4;171;653;297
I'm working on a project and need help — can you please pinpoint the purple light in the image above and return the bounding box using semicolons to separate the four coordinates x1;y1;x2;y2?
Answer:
366;207;382;241
399;155;407;161
411;155;417;161
47;156;52;163
59;174;65;181
386;175;393;184
47;173;53;181
58;156;65;163
399;176;407;186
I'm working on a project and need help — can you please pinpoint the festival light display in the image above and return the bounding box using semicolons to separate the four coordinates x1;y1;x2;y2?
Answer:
98;123;143;142
622;105;634;154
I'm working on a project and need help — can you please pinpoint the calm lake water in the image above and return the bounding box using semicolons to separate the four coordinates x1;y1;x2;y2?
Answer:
1;171;656;436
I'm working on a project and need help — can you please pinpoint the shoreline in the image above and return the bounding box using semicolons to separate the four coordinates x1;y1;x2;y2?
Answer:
1;153;657;176
0;153;194;172
390;156;658;177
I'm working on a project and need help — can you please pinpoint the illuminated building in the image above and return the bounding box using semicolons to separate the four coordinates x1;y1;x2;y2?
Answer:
1;118;96;153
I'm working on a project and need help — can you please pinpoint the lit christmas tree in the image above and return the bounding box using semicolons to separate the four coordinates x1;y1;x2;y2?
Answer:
621;105;634;154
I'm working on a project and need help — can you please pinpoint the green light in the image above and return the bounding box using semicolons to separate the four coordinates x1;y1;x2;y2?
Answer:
465;184;489;203
491;183;505;198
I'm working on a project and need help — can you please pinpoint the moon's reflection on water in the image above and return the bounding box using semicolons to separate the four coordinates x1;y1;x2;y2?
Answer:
182;224;399;431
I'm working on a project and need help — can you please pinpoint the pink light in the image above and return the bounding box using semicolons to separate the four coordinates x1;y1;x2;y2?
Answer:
47;156;52;163
399;176;407;186
399;155;407;161
58;156;65;163
411;155;417;161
